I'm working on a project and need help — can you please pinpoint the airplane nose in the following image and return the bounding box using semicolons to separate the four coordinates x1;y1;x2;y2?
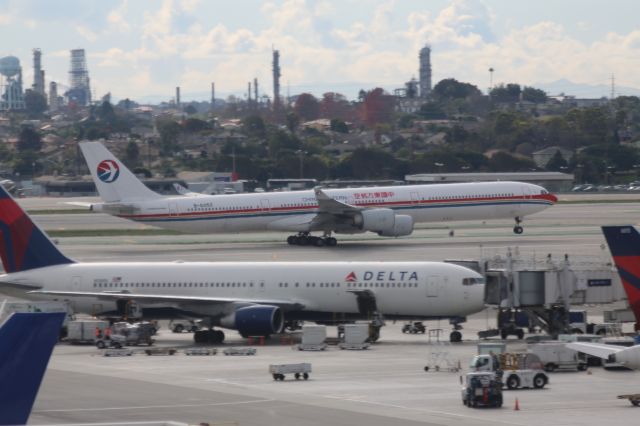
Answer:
547;193;558;204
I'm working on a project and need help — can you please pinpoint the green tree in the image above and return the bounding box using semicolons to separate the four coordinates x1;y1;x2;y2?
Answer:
23;89;47;118
242;115;266;138
490;83;522;103
125;141;140;167
157;119;182;155
17;126;42;152
522;87;547;103
330;118;349;133
97;101;116;124
432;78;482;100
362;88;394;127
545;150;568;171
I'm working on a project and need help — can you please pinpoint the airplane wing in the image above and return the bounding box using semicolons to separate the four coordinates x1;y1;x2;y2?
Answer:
314;187;360;215
566;342;626;359
173;183;205;197
27;290;304;310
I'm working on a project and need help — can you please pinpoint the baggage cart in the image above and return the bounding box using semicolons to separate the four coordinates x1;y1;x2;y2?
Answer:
184;347;217;356
223;347;257;356
269;363;312;381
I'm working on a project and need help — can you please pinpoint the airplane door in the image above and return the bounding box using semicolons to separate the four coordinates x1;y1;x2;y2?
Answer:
71;275;82;291
260;199;271;212
169;202;179;217
426;276;440;297
522;185;532;199
410;191;420;204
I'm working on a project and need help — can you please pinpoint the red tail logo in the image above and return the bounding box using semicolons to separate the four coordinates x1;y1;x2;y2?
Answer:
345;271;357;282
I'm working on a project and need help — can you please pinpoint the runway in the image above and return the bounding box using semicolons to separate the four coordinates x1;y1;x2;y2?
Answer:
12;196;640;425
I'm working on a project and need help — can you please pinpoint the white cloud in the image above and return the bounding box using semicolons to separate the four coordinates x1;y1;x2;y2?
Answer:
76;25;98;42
107;0;131;33
0;13;12;25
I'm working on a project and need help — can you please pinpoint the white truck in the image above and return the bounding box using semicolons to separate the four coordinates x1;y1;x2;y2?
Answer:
528;342;587;372
469;353;548;390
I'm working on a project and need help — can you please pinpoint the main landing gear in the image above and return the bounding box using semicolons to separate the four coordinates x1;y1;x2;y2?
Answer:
287;232;338;247
194;328;225;344
449;317;465;343
513;217;524;234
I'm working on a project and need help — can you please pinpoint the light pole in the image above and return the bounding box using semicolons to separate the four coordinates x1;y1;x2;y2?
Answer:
488;67;494;96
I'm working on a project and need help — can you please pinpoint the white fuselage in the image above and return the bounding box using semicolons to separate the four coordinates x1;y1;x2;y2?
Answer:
0;262;485;321
104;181;555;234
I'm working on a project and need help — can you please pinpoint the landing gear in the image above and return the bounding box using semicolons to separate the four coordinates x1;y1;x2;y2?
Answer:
449;317;466;343
193;329;225;344
287;233;337;247
513;217;523;234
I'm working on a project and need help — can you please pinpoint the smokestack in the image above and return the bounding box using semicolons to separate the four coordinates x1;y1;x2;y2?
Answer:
248;81;252;103
211;82;215;109
254;78;258;107
272;48;281;111
176;86;181;107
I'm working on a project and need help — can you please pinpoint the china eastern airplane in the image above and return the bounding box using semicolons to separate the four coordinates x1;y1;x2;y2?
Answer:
0;185;485;343
79;141;557;246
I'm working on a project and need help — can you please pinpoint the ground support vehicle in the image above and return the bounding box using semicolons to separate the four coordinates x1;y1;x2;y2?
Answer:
144;348;177;356
223;347;257;356
402;321;426;334
469;353;549;390
169;319;201;333
68;320;109;345
528;342;587;372
184;348;217;356
297;343;328;351
338;342;370;350
103;348;133;357
618;394;640;406
461;372;503;408
269;363;312;381
111;322;155;346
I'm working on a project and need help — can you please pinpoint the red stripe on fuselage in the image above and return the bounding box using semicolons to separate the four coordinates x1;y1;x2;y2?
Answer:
116;194;555;220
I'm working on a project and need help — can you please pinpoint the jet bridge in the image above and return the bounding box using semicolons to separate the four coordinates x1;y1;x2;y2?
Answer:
447;249;629;337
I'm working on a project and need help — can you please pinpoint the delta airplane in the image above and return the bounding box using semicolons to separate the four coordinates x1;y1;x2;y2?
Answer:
0;185;485;343
567;225;640;369
79;141;557;246
0;312;65;425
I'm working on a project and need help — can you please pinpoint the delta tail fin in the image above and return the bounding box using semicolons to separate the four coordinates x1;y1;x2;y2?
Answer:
601;225;640;330
79;141;162;203
0;312;65;425
0;186;73;273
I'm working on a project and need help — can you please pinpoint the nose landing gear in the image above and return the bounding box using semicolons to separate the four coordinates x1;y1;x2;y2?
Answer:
513;217;523;234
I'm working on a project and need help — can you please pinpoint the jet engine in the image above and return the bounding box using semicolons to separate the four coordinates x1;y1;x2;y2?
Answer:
353;209;414;237
220;305;284;337
377;214;413;237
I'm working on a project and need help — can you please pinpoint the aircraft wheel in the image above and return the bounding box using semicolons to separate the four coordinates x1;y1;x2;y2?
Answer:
214;330;225;343
450;330;462;342
513;225;523;234
314;237;325;247
287;236;296;245
298;236;309;246
326;237;337;246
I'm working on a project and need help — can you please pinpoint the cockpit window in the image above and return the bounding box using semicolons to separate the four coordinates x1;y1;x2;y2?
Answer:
463;277;485;285
541;190;548;194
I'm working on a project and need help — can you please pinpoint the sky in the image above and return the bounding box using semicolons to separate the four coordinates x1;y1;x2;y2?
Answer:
1;0;639;103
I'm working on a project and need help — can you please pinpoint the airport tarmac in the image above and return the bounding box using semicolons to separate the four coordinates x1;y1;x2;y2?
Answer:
12;196;640;425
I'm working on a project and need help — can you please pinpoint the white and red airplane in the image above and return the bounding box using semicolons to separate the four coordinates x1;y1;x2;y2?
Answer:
80;141;557;246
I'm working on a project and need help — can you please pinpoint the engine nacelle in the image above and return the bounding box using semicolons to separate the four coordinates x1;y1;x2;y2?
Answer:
220;305;284;337
377;214;414;237
353;209;414;237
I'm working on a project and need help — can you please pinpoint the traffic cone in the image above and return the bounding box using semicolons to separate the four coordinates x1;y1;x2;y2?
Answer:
514;398;520;411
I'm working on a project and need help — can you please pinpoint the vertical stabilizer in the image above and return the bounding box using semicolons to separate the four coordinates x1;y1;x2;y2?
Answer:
0;312;65;425
79;141;162;202
0;186;73;273
602;225;640;330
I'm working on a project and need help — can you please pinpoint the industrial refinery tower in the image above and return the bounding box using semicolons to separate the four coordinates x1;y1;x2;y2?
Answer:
66;49;91;107
32;48;45;96
272;49;281;111
419;44;432;98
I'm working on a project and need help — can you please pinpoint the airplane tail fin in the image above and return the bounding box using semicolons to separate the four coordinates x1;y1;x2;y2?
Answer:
0;312;65;425
601;225;640;330
79;141;162;203
0;186;73;273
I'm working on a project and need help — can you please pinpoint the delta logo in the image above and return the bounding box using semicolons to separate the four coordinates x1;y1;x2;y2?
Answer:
344;271;419;282
345;272;357;282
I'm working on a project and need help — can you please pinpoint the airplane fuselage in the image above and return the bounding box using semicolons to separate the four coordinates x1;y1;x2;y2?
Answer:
102;181;555;234
1;261;485;322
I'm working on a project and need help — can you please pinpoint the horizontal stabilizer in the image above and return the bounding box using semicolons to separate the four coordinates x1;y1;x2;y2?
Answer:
566;342;624;359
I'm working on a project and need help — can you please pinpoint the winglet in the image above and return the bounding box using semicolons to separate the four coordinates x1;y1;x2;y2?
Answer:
79;141;161;203
602;226;640;330
0;312;65;425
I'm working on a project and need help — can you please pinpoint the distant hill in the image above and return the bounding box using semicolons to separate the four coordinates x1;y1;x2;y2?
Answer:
535;78;640;99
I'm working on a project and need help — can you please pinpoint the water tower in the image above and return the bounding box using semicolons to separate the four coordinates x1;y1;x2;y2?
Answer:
0;56;25;111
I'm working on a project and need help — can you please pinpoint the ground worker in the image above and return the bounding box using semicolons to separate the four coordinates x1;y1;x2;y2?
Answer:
94;326;102;339
104;326;111;340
